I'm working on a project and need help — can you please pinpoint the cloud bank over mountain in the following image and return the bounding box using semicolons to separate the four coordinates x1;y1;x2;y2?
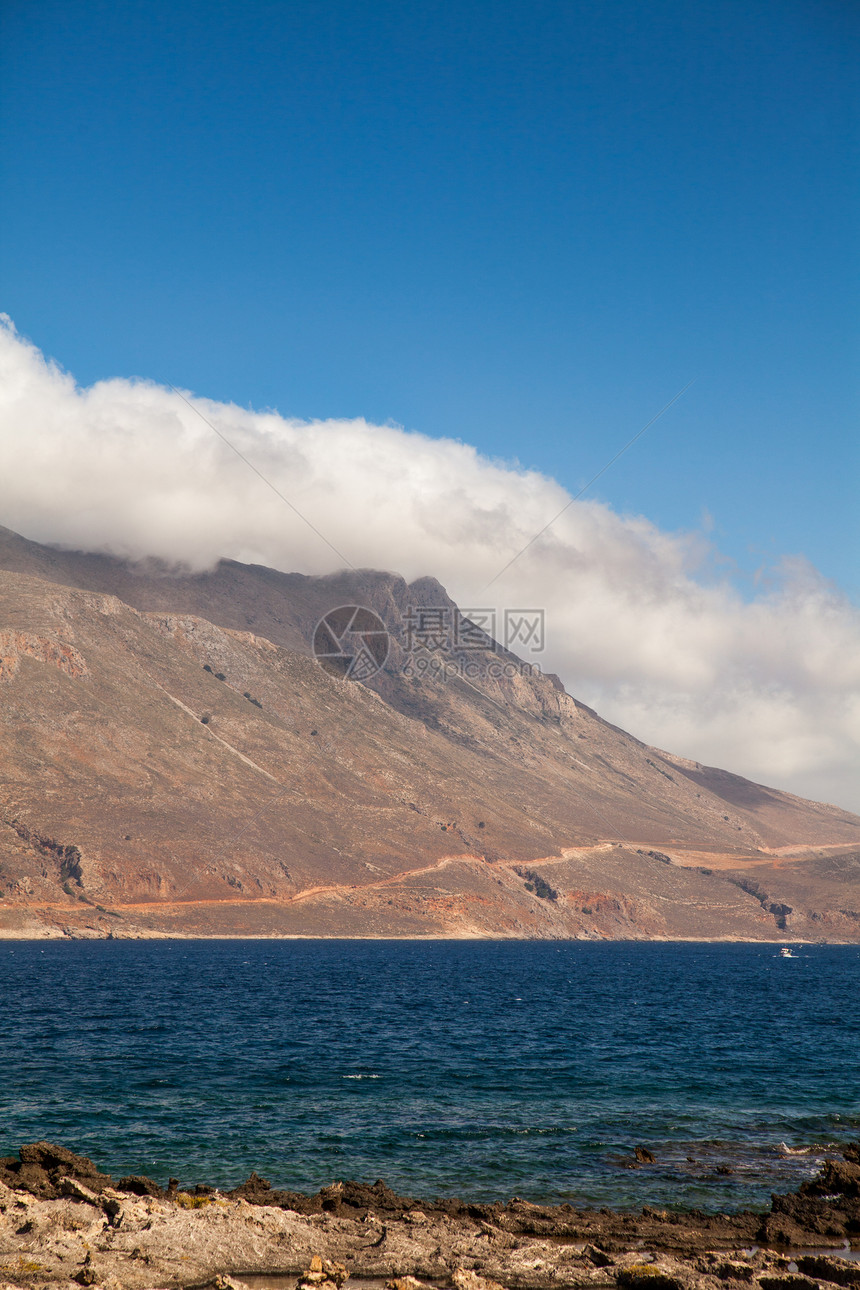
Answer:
2;315;858;811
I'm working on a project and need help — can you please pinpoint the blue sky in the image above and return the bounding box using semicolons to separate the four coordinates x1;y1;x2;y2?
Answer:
1;0;857;596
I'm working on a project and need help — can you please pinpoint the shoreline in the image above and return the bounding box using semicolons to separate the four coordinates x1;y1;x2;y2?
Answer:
3;925;860;944
1;1141;858;1290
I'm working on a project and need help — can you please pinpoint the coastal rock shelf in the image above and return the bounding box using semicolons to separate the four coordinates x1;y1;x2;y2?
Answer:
0;1142;858;1290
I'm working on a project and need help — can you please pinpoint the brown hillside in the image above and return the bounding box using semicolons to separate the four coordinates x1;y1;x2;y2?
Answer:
0;527;858;940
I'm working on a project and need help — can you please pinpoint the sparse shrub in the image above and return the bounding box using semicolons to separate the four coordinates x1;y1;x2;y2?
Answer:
617;1265;683;1290
173;1192;212;1210
515;866;559;901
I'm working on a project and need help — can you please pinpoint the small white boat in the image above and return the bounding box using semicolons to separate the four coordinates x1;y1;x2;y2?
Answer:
779;946;796;958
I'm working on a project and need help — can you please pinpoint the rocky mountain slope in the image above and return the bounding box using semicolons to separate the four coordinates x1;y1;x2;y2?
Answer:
1;525;858;940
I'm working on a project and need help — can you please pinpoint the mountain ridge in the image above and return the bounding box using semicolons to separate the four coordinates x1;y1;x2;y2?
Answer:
1;526;858;941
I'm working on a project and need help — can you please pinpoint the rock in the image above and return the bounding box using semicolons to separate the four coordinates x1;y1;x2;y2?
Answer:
711;1260;755;1281
296;1254;350;1290
58;1175;101;1204
117;1174;163;1198
758;1278;820;1290
616;1264;685;1290
238;1171;272;1193
14;1163;52;1196
801;1160;860;1199
5;1142;114;1197
349;1179;413;1212
74;1251;97;1285
19;1141;99;1175
452;1270;509;1290
12;1140;113;1197
103;1195;123;1226
1;1137;860;1290
796;1257;860;1287
584;1244;615;1267
635;1147;657;1164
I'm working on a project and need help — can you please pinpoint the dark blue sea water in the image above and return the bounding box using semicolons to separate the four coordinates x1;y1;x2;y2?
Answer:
1;940;858;1212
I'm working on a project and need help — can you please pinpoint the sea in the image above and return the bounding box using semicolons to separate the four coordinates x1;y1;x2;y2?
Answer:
1;939;858;1213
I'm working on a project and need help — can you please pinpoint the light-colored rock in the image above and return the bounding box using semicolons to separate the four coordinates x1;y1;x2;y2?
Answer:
453;1268;509;1290
296;1254;350;1289
0;1172;854;1290
56;1176;101;1205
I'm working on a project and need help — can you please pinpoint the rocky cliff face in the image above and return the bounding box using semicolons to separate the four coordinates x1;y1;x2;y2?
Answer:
0;526;858;940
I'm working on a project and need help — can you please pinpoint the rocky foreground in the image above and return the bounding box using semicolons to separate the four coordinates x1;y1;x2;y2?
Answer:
0;1143;858;1290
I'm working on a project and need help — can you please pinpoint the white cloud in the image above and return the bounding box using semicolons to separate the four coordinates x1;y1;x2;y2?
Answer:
2;315;859;812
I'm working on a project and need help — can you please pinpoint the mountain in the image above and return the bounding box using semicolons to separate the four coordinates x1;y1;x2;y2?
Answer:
1;524;858;941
